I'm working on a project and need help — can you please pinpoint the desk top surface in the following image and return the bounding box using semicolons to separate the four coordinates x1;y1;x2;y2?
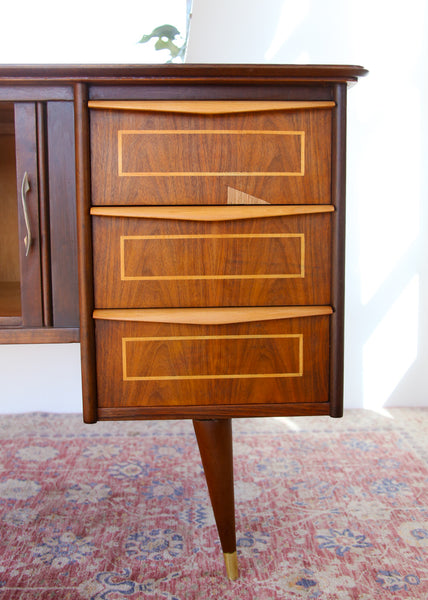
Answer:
0;64;368;84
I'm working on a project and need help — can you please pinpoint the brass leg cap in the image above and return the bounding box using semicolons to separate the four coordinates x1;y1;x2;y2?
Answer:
224;551;239;580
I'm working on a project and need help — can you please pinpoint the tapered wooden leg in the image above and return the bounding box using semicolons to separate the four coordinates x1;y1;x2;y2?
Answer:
193;418;238;580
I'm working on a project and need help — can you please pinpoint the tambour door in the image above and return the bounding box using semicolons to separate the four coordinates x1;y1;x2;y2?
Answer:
91;206;333;308
93;308;332;417
89;101;334;206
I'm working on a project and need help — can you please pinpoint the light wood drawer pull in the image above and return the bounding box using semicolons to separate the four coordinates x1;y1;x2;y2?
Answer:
93;306;333;326
90;205;334;222
88;100;336;115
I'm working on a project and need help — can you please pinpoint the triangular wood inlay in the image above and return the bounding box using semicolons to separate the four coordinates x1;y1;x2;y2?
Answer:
227;187;270;205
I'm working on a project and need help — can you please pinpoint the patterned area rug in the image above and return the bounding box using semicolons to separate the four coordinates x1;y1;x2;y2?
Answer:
0;409;427;599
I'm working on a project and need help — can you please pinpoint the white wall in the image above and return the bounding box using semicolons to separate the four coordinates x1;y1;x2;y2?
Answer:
1;0;427;412
0;343;82;413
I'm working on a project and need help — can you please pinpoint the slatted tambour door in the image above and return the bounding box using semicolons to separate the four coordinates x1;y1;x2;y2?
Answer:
89;101;334;206
93;308;332;414
91;205;334;308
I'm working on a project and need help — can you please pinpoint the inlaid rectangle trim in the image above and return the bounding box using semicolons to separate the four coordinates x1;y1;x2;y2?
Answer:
120;233;305;281
118;130;305;177
122;333;303;381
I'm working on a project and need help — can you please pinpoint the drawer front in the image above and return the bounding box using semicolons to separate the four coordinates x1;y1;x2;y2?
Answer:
92;210;332;308
94;314;330;409
90;103;332;205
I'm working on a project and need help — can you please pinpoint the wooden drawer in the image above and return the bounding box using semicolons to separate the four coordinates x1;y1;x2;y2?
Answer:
89;101;333;206
93;307;332;415
91;206;333;308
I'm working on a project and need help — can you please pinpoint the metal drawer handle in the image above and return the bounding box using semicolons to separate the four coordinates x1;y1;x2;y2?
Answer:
21;171;32;256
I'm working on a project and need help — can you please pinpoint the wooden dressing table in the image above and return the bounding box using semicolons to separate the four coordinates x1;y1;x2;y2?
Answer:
0;64;367;579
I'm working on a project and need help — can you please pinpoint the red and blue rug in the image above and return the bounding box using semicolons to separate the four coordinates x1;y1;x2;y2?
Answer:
0;409;427;599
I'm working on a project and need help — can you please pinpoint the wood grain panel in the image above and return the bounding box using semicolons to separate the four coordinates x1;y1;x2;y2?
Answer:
0;282;21;317
118;129;304;177
97;402;331;420
37;103;52;327
47;102;79;328
0;127;20;286
122;333;303;381
88;84;335;103
92;212;331;308
74;83;98;424
90;107;332;205
120;233;305;280
95;316;330;410
14;103;43;327
329;83;347;418
0;326;79;344
0;64;368;83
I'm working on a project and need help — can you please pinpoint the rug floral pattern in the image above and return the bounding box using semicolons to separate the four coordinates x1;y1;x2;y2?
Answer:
0;409;427;598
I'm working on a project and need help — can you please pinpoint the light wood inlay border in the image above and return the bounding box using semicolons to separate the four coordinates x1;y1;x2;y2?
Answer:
122;333;303;381
90;205;335;221
89;100;336;114
93;306;333;325
117;130;305;177
119;233;305;281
